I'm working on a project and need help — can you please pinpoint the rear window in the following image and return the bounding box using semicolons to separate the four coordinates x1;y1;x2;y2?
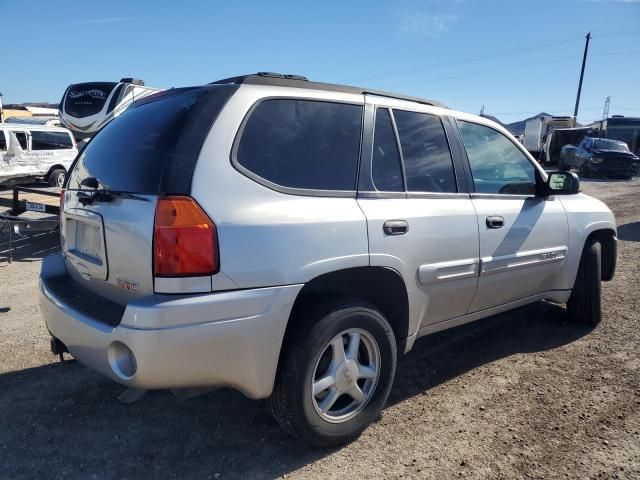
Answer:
64;82;117;118
236;99;363;192
593;139;629;152
67;85;237;194
31;131;74;150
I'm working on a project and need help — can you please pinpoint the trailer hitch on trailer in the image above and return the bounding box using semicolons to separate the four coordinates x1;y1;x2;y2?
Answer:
0;186;61;263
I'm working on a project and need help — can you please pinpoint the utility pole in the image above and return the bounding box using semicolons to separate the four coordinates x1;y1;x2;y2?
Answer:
573;32;591;122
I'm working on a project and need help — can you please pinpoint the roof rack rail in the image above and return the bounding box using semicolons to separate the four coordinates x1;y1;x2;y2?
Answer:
208;73;448;109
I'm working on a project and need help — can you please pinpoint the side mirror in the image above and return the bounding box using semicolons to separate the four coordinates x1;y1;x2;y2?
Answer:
544;171;580;195
80;176;99;189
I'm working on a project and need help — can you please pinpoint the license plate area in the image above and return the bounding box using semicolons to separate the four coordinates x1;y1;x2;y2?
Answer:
64;210;108;280
74;222;101;260
26;201;46;212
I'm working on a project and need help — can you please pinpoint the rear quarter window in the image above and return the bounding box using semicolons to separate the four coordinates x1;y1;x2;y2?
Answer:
0;131;6;151
235;99;363;192
14;132;28;150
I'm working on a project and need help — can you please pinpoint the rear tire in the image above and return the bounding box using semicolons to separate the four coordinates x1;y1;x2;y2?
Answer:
268;298;397;447
567;239;602;327
48;168;66;188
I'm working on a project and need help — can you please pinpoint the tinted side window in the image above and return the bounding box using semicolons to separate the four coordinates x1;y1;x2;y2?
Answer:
237;99;362;191
458;121;536;195
31;131;74;150
0;131;6;150
393;110;457;193
15;132;28;150
372;108;403;192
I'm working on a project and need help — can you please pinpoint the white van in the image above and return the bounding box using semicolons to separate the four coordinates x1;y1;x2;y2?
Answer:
0;124;78;186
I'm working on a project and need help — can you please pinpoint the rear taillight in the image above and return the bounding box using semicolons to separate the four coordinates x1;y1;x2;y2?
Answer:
153;196;219;277
59;189;65;215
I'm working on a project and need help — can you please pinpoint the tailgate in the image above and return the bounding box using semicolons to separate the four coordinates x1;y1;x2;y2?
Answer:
59;84;239;305
62;192;157;305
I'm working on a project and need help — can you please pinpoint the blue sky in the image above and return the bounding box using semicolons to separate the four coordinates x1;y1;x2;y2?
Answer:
2;0;639;124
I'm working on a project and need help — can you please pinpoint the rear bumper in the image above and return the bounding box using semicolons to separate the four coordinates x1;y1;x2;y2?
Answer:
40;253;303;399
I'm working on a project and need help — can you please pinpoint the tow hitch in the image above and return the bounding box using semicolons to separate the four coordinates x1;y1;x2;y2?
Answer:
50;337;68;362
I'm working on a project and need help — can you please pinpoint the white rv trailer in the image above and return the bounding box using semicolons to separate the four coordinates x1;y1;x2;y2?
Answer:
523;115;575;161
58;78;163;140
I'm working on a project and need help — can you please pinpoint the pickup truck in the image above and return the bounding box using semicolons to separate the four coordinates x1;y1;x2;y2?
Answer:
560;137;639;179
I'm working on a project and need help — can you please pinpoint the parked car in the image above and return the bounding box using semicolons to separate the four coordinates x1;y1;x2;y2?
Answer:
0;124;78;186
40;73;617;447
560;137;639;179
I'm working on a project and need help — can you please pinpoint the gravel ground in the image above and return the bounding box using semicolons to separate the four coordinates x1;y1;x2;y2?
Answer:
0;178;638;480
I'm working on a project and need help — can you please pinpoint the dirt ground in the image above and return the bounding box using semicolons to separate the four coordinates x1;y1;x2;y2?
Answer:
0;178;638;480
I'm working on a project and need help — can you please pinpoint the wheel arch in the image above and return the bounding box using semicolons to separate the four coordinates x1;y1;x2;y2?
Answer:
585;228;617;281
45;164;67;179
281;267;410;358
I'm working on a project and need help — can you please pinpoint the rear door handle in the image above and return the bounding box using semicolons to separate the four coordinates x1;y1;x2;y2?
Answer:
486;216;504;229
383;220;409;236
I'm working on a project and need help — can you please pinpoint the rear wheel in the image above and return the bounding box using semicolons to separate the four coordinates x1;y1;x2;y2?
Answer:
268;298;397;447
567;239;602;326
48;168;66;188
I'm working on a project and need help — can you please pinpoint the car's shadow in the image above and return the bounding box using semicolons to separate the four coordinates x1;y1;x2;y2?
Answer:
0;302;590;479
617;221;640;243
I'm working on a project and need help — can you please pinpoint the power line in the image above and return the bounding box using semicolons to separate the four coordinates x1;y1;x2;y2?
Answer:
350;32;586;84
385;50;640;88
351;28;640;86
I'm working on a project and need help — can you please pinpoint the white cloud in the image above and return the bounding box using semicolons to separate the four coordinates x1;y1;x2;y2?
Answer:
400;12;459;37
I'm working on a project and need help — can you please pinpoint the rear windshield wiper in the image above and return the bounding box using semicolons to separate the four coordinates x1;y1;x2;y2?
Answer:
76;189;149;206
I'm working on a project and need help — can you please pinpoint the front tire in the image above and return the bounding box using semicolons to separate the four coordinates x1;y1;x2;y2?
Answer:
567;239;602;326
579;163;591;179
558;158;568;171
268;298;397;447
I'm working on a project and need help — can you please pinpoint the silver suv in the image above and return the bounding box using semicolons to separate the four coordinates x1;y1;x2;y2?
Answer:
40;73;617;447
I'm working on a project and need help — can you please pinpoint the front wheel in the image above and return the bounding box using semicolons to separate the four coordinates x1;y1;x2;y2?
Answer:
579;163;591;179
567;239;602;326
558;158;569;171
268;299;397;447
